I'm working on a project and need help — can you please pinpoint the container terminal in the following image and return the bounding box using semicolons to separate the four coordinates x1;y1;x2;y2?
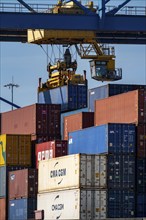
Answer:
0;0;146;219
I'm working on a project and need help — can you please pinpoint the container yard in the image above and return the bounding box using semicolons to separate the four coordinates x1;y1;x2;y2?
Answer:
0;0;146;220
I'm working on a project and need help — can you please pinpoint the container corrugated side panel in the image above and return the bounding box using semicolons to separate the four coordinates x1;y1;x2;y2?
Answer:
63;112;94;140
88;84;109;112
35;140;68;169
108;155;135;189
136;193;146;217
36;104;61;136
37;189;107;220
38;154;107;193
9;169;38;200
137;124;146;158
108;190;136;218
136;158;146;193
1;104;36;135
95;90;146;126
108;124;136;154
9;198;37;220
88;84;146;112
18;135;31;166
0;166;29;198
0;198;6;220
69;125;107;155
0;134;19;166
77;84;88;109
61;107;88;139
68;124;135;155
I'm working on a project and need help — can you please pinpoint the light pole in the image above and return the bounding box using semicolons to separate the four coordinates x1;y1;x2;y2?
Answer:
4;78;19;111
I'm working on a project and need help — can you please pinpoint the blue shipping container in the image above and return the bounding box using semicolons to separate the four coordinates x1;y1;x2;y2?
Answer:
68;123;136;155
88;84;146;112
108;189;135;218
136;158;146;193
108;155;135;189
9;198;37;220
38;83;88;112
136;193;146;217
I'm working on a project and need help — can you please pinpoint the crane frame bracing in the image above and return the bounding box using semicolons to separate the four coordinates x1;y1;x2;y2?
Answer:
0;0;146;83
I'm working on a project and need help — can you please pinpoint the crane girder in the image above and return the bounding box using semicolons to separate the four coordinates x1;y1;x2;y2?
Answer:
16;0;36;13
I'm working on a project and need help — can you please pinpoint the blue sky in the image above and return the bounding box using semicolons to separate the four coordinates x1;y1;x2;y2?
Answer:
0;0;146;112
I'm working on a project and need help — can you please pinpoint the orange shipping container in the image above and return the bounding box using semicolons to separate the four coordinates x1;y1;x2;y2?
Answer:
95;89;146;126
0;134;31;166
64;112;94;140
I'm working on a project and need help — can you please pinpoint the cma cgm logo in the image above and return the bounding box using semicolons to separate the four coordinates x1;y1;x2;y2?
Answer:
52;195;64;219
38;150;53;161
50;162;66;185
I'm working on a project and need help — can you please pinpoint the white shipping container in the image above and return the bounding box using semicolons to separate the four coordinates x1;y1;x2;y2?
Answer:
38;154;107;192
37;189;107;220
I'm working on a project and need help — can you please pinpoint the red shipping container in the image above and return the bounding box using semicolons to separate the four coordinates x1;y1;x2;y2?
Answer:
35;140;68;169
95;89;146;126
1;104;61;137
0;198;6;220
9;168;38;199
137;124;146;158
64;112;94;140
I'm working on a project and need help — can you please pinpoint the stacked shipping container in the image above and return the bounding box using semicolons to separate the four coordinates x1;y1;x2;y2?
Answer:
0;83;146;219
0;134;32;220
8;169;38;219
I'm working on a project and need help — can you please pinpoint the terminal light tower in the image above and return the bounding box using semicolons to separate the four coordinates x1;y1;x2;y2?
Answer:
4;77;19;110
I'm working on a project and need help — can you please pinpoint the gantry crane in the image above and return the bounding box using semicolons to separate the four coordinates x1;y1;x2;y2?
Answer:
0;0;146;86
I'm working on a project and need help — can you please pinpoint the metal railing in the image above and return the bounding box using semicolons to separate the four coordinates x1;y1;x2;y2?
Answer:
106;5;146;15
0;2;146;16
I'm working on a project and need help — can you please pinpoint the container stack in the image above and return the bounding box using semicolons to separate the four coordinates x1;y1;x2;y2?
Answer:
8;168;38;220
37;154;108;219
0;134;32;220
68;124;136;218
0;103;67;219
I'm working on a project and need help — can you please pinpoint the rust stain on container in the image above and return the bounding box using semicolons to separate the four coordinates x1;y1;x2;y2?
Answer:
95;90;146;126
1;104;61;137
35;140;68;169
9;168;38;200
0;198;6;220
64;112;94;140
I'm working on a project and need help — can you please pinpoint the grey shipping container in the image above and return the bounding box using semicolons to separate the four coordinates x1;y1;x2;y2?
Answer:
68;123;136;155
38;83;88;112
88;83;146;112
9;198;37;220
